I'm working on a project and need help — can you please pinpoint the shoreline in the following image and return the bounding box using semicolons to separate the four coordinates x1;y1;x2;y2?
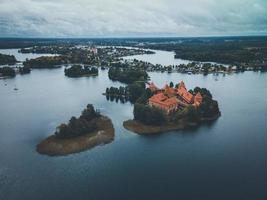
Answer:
36;116;114;156
123;113;220;135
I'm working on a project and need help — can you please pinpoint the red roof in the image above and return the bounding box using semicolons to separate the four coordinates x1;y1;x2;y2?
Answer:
149;93;178;108
194;92;203;106
148;82;158;92
149;93;167;102
149;80;203;110
164;84;176;96
177;81;194;103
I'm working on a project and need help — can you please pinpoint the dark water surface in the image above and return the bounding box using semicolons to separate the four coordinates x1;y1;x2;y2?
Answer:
1;50;267;200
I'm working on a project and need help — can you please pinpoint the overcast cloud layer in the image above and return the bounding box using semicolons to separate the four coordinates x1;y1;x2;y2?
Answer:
0;0;267;37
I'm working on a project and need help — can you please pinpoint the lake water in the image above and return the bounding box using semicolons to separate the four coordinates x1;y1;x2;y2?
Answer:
123;49;191;66
0;49;56;62
0;50;267;200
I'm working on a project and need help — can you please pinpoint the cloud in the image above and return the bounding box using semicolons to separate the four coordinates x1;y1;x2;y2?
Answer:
0;0;266;37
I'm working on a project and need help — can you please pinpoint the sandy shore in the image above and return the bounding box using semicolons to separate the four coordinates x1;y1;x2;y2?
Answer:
37;116;114;156
123;113;220;135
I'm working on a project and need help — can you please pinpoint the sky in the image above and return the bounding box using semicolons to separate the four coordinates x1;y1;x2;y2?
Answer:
0;0;267;37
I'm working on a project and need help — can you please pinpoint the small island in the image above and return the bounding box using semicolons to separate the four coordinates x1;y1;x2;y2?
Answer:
123;81;221;135
0;53;17;65
108;66;148;84
0;66;31;78
0;66;16;77
37;104;114;156
64;65;98;77
23;56;66;69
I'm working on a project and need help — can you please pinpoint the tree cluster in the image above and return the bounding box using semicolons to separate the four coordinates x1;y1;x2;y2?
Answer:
55;104;100;139
175;87;220;122
108;66;148;84
64;65;98;77
0;67;16;77
23;56;66;68
105;82;149;103
19;66;31;74
143;38;267;69
133;103;166;125
0;53;17;65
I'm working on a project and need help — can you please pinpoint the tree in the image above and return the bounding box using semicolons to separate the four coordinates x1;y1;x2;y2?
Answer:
0;53;17;65
186;106;200;122
128;82;146;102
136;88;153;104
0;67;16;77
81;104;97;120
134;103;166;125
106;88;110;94
169;81;174;88
54;104;99;139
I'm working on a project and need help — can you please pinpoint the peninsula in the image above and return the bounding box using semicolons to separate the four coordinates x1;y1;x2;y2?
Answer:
37;104;114;156
123;81;221;135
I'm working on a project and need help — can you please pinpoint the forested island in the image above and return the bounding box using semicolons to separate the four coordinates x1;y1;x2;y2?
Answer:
0;66;16;77
108;66;148;84
123;81;220;135
64;65;98;77
104;63;149;103
23;56;66;69
37;104;114;156
0;53;17;65
0;66;31;78
104;81;146;103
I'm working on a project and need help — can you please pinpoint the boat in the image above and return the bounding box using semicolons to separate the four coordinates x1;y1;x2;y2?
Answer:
14;84;18;90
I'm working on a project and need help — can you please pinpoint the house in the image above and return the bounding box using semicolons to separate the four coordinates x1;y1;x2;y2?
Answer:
91;48;98;54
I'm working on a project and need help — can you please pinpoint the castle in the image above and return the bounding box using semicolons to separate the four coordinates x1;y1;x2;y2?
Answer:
148;81;203;114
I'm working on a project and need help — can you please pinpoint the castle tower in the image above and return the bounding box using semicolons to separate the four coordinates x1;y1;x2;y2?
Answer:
194;92;203;106
178;81;186;90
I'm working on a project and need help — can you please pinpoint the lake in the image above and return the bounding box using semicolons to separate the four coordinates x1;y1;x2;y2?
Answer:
0;49;56;62
0;50;267;200
123;49;191;66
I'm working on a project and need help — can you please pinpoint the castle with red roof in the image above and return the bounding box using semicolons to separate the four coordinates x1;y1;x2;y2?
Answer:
148;81;203;114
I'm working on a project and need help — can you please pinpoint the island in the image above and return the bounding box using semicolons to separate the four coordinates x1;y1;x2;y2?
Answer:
37;104;114;156
64;65;98;77
23;56;66;69
123;81;221;135
0;66;31;78
0;53;17;65
108;66;148;84
0;66;16;77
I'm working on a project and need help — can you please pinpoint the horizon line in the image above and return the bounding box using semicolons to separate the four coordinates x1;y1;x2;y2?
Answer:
1;34;267;40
